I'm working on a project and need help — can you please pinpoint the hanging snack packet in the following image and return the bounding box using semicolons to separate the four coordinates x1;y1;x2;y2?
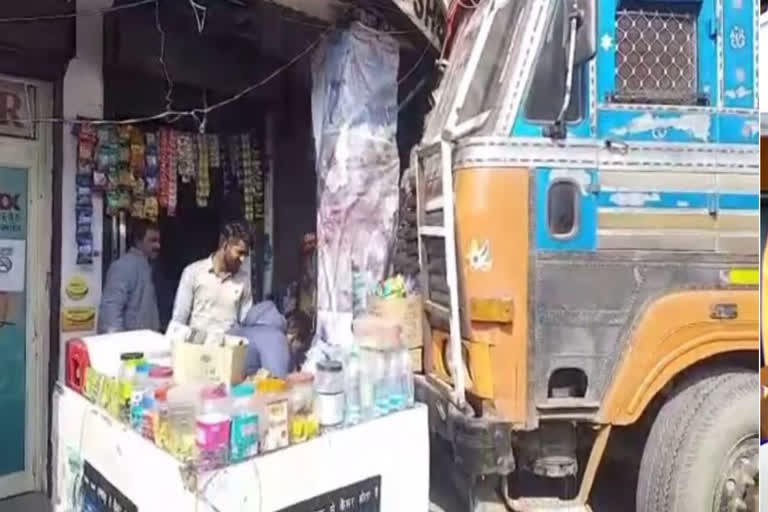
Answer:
130;126;146;176
106;190;121;216
76;162;94;187
132;174;145;197
76;233;94;265
144;196;159;221
118;162;133;188
196;133;210;207
167;130;179;216
76;207;93;236
118;190;132;211
76;186;92;208
132;199;145;219
158;128;170;208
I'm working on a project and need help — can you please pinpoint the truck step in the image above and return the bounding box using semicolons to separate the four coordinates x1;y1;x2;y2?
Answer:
535;399;600;420
507;497;591;512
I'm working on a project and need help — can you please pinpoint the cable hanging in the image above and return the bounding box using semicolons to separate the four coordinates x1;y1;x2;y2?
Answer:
0;0;156;23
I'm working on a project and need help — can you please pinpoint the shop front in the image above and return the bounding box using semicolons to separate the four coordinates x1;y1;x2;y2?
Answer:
0;75;53;499
48;0;436;509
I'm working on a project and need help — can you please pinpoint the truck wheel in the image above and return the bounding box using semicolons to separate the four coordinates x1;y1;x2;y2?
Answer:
636;370;758;512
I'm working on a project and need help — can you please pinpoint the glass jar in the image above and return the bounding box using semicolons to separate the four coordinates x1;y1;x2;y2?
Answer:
315;360;344;394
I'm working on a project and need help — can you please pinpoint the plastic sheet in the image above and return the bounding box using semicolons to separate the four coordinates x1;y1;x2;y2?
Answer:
306;23;401;369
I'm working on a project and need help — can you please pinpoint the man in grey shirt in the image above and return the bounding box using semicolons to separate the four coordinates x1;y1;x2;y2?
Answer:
98;219;161;333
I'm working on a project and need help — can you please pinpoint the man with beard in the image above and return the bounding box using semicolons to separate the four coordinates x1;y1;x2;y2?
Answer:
171;221;291;377
171;221;253;334
98;219;161;333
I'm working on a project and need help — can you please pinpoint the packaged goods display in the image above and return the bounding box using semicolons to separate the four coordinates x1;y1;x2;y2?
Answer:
64;282;417;472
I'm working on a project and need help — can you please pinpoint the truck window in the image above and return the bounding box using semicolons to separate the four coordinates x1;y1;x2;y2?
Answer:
547;180;579;237
523;0;585;123
455;0;528;126
613;2;700;105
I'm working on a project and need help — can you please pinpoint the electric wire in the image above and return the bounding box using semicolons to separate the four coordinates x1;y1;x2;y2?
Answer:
154;0;175;112
0;0;156;23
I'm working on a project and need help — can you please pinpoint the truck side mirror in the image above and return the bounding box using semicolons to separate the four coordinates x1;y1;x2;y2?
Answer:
545;0;597;139
567;0;596;65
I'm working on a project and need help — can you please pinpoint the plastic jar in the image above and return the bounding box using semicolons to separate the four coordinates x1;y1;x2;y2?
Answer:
230;383;259;463
167;385;199;462
287;372;318;443
286;372;315;415
315;360;344;394
196;385;231;470
149;366;173;390
315;360;345;430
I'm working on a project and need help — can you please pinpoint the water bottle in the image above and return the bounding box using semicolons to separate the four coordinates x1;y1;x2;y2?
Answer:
388;350;405;411
373;351;391;417
345;347;362;425
400;348;415;408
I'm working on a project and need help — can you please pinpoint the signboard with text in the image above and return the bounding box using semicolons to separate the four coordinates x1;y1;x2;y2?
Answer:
81;461;138;512
277;476;382;512
0;78;36;139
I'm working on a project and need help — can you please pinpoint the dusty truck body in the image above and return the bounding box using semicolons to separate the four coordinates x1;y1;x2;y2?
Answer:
399;0;761;510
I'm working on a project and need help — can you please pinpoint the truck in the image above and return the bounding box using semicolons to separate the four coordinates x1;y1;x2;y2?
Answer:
393;0;761;510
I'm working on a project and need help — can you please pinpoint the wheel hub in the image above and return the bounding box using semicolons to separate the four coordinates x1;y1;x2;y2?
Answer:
713;435;758;512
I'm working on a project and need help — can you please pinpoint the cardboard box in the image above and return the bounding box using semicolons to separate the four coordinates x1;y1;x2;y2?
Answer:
167;322;248;387
368;295;424;349
172;340;248;388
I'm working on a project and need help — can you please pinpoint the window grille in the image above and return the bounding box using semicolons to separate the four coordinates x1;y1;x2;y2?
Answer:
614;9;698;104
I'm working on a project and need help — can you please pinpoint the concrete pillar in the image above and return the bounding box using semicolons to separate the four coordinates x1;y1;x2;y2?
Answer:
58;0;112;377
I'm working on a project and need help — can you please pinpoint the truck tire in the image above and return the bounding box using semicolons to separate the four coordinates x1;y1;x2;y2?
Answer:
636;370;758;512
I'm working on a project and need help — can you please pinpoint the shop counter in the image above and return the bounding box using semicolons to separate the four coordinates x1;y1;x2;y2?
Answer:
52;385;429;512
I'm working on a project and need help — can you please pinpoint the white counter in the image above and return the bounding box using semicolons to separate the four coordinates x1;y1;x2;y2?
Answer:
51;385;429;512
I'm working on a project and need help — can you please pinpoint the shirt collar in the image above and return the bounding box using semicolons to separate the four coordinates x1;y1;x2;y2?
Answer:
129;247;148;261
207;254;233;281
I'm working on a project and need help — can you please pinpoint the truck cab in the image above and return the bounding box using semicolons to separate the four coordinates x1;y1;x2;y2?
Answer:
402;0;760;510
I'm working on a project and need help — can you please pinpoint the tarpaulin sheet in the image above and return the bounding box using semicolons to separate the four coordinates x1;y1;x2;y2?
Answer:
307;23;400;365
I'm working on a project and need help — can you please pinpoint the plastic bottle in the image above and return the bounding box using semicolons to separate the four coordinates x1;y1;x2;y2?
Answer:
230;383;259;463
196;385;231;470
140;393;156;441
130;364;151;431
344;346;362;425
387;349;404;412
399;348;415;408
359;348;376;421
154;386;170;450
373;350;391;417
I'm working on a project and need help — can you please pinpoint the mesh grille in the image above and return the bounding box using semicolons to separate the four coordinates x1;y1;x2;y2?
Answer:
614;9;698;104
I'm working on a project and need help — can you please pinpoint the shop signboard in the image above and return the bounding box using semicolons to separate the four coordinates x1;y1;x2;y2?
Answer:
277;476;381;512
0;79;35;140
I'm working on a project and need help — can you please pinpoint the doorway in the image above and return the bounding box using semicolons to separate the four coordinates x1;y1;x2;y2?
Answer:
0;75;52;499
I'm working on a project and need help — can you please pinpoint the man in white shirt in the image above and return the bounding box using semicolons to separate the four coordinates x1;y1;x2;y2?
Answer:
171;222;253;334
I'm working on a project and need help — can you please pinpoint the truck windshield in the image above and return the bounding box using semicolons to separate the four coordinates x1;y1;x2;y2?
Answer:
524;0;584;123
456;0;529;125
